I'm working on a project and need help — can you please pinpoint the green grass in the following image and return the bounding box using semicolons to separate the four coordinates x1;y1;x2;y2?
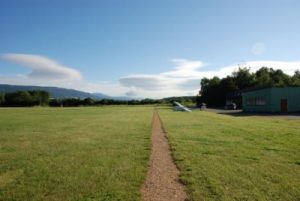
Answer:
0;106;153;201
159;109;300;201
2;106;299;201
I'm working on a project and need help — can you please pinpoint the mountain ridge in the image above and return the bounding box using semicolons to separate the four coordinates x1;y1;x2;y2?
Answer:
0;84;110;99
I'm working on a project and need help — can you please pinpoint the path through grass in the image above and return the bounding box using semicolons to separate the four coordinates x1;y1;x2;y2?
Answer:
160;109;300;201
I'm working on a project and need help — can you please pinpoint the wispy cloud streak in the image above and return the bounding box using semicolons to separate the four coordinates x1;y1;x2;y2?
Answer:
2;54;82;81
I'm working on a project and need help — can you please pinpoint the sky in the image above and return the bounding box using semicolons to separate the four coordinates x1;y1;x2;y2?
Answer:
0;0;299;98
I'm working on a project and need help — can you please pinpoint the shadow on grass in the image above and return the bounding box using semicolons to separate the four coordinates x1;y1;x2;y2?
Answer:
202;107;300;119
217;111;300;119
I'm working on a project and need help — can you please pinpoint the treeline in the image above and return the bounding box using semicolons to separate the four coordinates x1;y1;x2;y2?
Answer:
0;91;196;107
0;90;50;106
197;67;300;107
49;96;195;107
48;98;164;107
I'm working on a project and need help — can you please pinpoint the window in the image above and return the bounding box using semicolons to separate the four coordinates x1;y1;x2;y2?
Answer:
246;97;266;106
256;98;266;105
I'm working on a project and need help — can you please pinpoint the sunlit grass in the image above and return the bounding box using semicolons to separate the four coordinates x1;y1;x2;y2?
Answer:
0;106;153;201
160;109;300;201
2;106;299;201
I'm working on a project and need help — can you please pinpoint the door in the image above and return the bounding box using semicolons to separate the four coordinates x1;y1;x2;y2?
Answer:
281;99;288;112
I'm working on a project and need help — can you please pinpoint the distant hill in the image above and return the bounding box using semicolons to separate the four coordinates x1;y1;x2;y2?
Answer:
0;84;110;99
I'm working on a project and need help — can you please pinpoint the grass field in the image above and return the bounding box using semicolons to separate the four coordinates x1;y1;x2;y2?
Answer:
0;106;153;201
160;109;300;201
1;106;300;201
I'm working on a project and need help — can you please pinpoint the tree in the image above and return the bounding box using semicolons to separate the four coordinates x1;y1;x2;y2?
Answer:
291;70;300;86
30;90;50;106
82;97;95;106
199;77;224;106
232;68;255;89
220;76;237;96
0;93;4;106
197;67;299;107
4;91;33;106
3;90;50;107
254;67;273;87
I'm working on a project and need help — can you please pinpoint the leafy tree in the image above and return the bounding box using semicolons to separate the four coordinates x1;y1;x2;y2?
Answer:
82;97;95;105
0;93;4;106
291;70;300;86
3;90;50;107
5;91;33;106
197;67;300;107
232;68;255;89
255;67;273;87
200;76;224;106
30;90;50;106
49;99;62;107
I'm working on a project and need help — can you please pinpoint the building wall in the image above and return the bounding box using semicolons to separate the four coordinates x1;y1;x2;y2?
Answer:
242;88;272;112
270;88;300;112
242;87;300;112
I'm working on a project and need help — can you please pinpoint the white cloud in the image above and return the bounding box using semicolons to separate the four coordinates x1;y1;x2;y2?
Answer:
162;59;206;78
119;59;300;98
222;61;300;76
1;53;299;99
0;53;125;96
1;54;82;81
72;81;128;97
119;59;207;98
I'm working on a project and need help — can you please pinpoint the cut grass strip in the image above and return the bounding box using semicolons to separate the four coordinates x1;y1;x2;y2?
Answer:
160;109;300;201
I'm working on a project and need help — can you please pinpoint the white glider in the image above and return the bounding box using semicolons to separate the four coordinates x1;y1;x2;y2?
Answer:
173;101;192;112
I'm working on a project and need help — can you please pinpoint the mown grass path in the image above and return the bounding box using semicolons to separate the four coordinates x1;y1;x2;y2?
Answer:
141;110;187;201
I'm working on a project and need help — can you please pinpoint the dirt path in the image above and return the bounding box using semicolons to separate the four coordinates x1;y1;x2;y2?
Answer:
141;110;187;201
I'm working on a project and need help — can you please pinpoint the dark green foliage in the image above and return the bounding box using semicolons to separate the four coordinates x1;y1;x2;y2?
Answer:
1;90;196;107
291;70;300;86
3;90;50;107
232;67;256;89
49;98;165;107
162;96;196;104
0;93;4;106
48;96;196;107
255;67;292;87
31;90;50;106
198;67;300;107
49;98;82;107
200;77;224;106
82;97;95;105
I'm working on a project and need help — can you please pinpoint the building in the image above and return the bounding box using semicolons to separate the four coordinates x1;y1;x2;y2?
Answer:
226;86;266;108
242;87;300;113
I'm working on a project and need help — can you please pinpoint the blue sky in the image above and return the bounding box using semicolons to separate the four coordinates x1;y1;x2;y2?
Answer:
0;0;299;98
